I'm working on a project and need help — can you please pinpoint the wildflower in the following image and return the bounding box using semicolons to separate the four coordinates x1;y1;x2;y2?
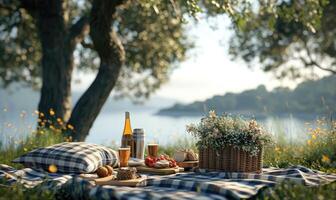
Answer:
39;112;45;117
23;148;28;152
34;110;39;115
49;125;55;130
307;139;312;146
209;110;216;118
67;124;74;130
275;147;281;152
48;164;58;173
311;134;317;140
49;109;55;116
321;155;331;164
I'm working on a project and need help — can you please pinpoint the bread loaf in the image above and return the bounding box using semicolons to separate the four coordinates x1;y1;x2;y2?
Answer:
96;166;109;178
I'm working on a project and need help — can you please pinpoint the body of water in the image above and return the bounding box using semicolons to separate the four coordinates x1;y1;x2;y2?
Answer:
1;109;316;147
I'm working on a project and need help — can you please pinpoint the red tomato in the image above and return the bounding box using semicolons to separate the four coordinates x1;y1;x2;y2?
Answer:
145;157;155;167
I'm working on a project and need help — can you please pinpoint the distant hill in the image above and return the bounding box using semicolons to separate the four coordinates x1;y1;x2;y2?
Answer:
0;86;175;114
157;75;336;118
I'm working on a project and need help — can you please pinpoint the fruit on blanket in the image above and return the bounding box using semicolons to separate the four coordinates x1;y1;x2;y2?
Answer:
48;164;58;173
105;165;114;176
145;155;177;168
145;157;156;167
96;166;109;178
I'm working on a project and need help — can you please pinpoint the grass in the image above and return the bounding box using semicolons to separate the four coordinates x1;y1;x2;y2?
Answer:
0;129;63;169
0;116;335;199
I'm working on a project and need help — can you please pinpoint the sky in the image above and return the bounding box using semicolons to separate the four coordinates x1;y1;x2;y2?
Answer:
72;15;297;104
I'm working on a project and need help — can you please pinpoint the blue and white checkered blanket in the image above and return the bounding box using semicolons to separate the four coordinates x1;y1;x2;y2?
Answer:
1;164;336;199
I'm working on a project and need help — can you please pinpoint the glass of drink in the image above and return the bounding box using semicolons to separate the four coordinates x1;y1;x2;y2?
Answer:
119;147;131;167
147;144;158;158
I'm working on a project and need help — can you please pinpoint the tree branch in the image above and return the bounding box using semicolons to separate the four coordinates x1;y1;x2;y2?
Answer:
305;43;336;74
69;16;90;44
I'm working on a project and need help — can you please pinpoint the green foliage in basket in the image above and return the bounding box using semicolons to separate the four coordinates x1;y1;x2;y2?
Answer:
186;111;273;156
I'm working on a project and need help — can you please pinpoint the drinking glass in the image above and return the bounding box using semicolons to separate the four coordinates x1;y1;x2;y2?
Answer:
119;147;131;167
147;144;159;158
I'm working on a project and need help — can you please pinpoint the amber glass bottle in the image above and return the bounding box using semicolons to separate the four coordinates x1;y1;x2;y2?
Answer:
121;112;134;156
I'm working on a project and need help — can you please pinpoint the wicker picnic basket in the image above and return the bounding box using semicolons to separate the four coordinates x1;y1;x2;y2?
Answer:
198;146;263;173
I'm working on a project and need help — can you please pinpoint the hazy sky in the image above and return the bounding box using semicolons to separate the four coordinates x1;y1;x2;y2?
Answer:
73;15;297;103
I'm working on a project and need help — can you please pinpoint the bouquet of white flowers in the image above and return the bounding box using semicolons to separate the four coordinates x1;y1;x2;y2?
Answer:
187;111;273;156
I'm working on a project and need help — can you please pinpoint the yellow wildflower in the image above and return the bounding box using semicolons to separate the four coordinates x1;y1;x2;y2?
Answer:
275;147;281;152
57;118;63;125
49;125;55;130
48;164;58;173
307;139;312;146
321;155;331;164
23;148;28;152
39;112;45;117
34;110;39;115
311;134;317;140
67;124;74;130
49;109;55;116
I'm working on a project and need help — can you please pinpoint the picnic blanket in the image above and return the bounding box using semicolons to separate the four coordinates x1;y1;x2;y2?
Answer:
1;164;336;200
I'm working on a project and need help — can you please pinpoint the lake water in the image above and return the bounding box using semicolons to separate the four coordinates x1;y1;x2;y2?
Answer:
1;109;316;147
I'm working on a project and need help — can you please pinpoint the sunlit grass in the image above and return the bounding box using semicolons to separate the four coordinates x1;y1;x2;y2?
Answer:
263;119;336;173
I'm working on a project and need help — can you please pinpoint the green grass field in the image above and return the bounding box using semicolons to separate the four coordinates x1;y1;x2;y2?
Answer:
0;120;335;199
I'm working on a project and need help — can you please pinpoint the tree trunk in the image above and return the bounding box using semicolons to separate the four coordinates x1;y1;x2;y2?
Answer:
24;0;89;126
34;1;72;125
67;0;126;141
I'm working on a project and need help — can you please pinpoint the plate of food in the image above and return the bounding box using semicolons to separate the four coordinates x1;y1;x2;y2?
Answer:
136;155;184;175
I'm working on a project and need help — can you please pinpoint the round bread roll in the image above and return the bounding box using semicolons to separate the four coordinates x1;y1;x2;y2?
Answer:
186;150;199;161
96;166;109;178
105;165;113;176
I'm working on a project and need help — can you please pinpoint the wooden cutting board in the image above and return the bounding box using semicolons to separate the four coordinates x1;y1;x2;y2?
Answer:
95;175;147;187
136;166;184;175
81;175;147;187
177;161;199;169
